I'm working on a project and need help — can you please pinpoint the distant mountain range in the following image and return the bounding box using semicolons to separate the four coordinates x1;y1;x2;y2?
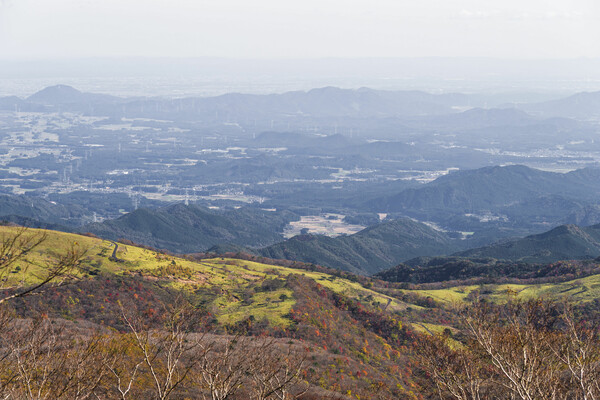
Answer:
26;84;119;105
82;206;600;274
0;194;86;226
454;223;600;263
1;85;468;118
82;204;298;253
5;84;600;123
371;165;600;214
520;91;600;120
365;165;600;231
257;218;462;275
2;194;600;273
0;164;597;273
411;107;539;130
82;208;461;275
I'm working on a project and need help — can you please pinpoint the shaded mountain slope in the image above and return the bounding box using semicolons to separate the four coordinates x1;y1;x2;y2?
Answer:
521;91;600;120
371;165;600;213
259;218;461;275
0;194;86;226
0;215;74;232
454;223;600;263
83;204;298;253
565;205;600;226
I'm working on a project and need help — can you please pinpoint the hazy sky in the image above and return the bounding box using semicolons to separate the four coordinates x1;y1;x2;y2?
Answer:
1;0;599;59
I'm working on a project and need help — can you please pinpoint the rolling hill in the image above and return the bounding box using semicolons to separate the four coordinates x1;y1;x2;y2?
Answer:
454;223;600;263
5;224;600;398
520;90;600;120
258;218;462;275
371;165;600;214
0;193;86;226
82;204;299;253
81;205;464;274
26;84;119;105
0;225;424;399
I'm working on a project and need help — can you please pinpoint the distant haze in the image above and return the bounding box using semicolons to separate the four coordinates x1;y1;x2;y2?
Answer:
2;57;600;98
1;1;600;97
0;0;599;59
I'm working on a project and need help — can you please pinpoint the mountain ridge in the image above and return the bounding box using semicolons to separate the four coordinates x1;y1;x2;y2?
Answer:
370;165;600;213
82;204;299;253
258;218;462;275
453;223;600;263
26;84;119;105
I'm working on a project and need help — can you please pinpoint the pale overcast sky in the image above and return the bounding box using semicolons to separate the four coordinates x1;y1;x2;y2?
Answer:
1;0;599;59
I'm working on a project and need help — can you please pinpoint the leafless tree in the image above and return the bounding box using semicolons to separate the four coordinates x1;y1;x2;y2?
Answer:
417;299;600;400
102;333;145;400
552;303;600;400
0;306;19;394
5;316;66;399
0;316;107;400
416;332;488;400
0;227;86;304
461;299;564;400
119;300;205;400
62;335;109;400
194;334;250;400
248;339;309;400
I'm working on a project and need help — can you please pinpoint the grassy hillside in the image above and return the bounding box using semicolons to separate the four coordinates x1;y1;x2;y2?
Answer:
2;226;426;398
1;226;408;328
399;271;600;305
5;225;600;399
11;224;600;314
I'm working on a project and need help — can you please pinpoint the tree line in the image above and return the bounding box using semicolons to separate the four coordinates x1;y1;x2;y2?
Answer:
416;297;600;400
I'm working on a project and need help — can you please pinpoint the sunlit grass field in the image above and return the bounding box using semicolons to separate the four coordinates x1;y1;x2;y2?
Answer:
404;275;600;304
0;226;406;327
4;225;600;329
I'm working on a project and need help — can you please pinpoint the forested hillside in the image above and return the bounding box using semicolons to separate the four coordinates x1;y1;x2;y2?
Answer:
455;223;600;263
83;204;299;253
259;218;462;274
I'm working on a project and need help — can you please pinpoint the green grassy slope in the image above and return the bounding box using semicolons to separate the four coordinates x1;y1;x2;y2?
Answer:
2;226;423;398
1;226;408;328
399;272;600;304
9;225;600;319
6;225;600;399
